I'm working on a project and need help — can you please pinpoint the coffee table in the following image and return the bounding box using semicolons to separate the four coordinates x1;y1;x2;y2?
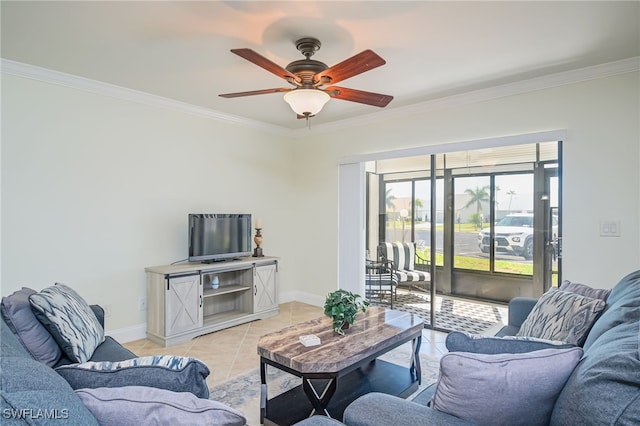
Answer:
257;307;423;425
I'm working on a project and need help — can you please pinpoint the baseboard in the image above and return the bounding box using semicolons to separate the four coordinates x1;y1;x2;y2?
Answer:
107;323;147;344
279;290;324;308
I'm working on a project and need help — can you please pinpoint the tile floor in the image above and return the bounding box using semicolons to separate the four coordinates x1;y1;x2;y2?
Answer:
123;301;449;389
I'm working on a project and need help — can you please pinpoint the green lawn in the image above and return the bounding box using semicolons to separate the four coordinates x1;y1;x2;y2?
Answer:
387;221;559;282
418;249;534;275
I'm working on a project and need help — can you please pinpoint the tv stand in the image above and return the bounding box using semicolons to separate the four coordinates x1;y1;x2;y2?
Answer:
145;256;278;346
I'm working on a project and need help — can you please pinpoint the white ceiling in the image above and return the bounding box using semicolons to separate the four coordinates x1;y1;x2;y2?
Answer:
2;1;639;130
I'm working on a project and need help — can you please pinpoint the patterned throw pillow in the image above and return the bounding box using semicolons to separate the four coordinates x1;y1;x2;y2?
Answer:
56;355;211;399
517;290;606;346
558;280;611;301
29;283;105;363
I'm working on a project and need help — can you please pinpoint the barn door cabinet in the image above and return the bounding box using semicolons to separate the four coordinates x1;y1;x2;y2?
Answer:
145;257;279;346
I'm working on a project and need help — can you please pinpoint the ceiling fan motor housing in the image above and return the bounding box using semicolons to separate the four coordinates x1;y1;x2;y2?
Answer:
285;59;328;85
286;38;328;86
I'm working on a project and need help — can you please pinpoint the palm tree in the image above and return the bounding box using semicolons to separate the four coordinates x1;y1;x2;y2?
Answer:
464;185;490;215
385;188;396;212
414;198;424;221
507;190;516;212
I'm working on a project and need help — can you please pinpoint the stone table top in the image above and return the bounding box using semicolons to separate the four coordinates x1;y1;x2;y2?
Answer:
257;307;423;374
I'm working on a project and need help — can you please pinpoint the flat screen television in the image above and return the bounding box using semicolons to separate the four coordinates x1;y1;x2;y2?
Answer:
188;214;252;262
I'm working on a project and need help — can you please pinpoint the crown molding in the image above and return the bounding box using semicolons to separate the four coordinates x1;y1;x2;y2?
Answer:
3;56;638;138
292;56;640;138
0;59;290;136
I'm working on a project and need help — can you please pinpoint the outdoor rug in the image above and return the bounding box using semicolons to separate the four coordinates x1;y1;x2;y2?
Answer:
209;345;441;426
372;291;508;334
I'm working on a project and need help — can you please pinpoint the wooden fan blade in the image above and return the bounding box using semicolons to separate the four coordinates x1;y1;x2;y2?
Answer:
325;86;393;107
219;88;292;98
231;48;301;83
316;50;386;85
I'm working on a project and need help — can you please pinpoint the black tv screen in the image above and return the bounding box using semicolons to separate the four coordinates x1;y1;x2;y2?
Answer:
188;214;252;262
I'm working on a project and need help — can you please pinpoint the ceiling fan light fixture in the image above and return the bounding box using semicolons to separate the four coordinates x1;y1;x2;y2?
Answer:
283;89;330;116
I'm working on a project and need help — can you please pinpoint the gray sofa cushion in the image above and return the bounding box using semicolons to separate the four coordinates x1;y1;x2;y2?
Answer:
1;314;33;359
1;287;62;366
446;331;574;354
29;283;105;363
56;355;210;398
583;269;640;350
75;386;246;426
551;319;640;425
517;290;605;345
551;270;640;425
343;392;473;426
1;357;99;426
54;335;137;367
293;416;346;425
89;336;134;361
431;347;583;426
1;318;99;425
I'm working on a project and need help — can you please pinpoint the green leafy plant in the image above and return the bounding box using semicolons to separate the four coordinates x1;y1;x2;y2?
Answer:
324;289;369;335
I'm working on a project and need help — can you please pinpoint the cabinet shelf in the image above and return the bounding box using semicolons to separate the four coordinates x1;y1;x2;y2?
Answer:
203;285;251;298
203;310;250;327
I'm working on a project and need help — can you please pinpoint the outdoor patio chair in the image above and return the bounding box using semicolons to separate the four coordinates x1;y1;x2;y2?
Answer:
365;258;397;308
378;242;430;292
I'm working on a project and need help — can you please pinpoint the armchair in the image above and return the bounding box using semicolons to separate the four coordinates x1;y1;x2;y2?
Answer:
378;242;430;291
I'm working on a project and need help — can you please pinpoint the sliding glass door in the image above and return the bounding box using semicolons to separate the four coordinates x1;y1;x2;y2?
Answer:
453;172;535;276
362;139;562;331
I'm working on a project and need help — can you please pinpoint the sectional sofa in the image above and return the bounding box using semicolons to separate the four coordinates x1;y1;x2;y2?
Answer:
0;284;246;426
298;270;640;426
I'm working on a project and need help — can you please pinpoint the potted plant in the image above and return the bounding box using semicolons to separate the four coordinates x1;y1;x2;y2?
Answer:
324;289;369;335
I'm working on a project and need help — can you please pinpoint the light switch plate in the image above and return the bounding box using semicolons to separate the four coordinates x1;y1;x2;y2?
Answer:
600;220;621;237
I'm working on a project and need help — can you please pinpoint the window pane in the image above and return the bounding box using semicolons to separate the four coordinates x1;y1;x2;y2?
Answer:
435;178;444;267
414;180;432;264
384;181;412;243
549;175;560;286
454;176;490;271
493;174;534;274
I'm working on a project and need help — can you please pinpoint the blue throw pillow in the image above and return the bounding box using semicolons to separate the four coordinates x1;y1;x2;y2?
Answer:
75;386;246;426
29;283;105;363
446;331;574;354
56;355;210;399
431;347;583;426
1;287;62;366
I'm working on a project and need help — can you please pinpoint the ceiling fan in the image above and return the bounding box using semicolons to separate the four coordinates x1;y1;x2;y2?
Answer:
219;37;393;119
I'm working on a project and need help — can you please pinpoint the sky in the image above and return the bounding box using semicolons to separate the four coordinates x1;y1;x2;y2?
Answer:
386;173;559;213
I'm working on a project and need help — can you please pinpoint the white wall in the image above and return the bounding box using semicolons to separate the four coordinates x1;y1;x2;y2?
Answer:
293;71;640;298
1;74;298;333
3;69;639;340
